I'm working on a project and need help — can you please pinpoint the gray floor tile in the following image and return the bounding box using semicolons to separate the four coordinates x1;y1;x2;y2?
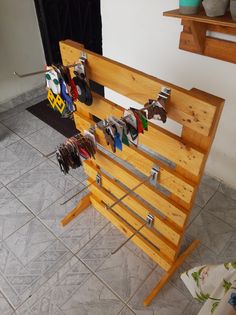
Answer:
128;268;189;315
39;186;108;253
219;181;236;201
205;191;236;228
2;111;47;138
7;160;78;214
182;301;202;315
78;224;127;271
0;93;46;122
95;246;153;302
0;292;14;315
16;256;124;315
218;232;236;262
180;234;222;267
0;139;44;185
0;187;34;241
186;204;202;227
61;274;124;315
0;123;20;148
24;125;65;156
15;256;91;315
0;218;72;308
186;211;235;255
195;174;220;208
118;306;136;315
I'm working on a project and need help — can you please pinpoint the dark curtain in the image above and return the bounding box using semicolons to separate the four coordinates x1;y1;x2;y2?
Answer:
34;0;103;95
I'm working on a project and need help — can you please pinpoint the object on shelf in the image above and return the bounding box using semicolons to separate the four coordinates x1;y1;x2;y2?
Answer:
202;0;229;17
230;0;236;20
179;0;202;14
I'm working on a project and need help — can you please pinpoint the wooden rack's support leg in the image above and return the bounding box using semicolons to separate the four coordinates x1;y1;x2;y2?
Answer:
143;239;200;307
61;193;91;226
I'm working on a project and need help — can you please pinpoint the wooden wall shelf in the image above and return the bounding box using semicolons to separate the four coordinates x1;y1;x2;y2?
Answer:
164;9;236;64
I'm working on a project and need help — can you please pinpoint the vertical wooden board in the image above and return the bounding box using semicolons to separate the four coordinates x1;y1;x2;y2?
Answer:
90;194;172;271
84;160;182;246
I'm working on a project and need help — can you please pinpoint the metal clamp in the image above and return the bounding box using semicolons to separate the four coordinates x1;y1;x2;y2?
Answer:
96;173;102;186
150;166;160;186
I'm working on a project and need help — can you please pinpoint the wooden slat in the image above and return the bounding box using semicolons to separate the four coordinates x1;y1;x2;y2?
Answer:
74;92;205;180
60;40;217;137
74;109;196;207
164;9;236;28
90;194;172;271
88;178;177;260
84;160;182;246
89;149;188;228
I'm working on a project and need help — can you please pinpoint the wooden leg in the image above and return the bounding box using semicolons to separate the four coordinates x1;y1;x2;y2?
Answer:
143;239;200;307
61;193;91;226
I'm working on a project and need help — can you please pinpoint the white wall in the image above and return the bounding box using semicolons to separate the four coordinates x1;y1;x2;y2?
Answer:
101;0;236;189
0;0;45;104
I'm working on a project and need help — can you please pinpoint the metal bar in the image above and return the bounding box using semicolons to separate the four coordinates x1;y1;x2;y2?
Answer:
111;222;146;255
60;180;95;205
104;174;152;211
14;62;81;78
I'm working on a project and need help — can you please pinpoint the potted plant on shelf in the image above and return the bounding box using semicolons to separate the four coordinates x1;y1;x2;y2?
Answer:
179;0;202;14
202;0;229;17
230;0;236;20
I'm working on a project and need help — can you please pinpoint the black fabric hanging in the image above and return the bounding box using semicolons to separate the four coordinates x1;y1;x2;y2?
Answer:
34;0;103;96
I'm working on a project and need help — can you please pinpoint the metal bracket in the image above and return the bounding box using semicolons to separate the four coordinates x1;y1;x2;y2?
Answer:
80;51;87;60
150;166;160;186
146;214;154;228
96;173;102;186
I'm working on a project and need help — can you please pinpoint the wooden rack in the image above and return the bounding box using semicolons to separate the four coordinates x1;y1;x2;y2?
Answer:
164;9;236;64
59;40;224;305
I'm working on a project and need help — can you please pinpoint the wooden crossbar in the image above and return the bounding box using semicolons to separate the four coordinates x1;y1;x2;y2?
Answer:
60;40;218;137
59;40;224;306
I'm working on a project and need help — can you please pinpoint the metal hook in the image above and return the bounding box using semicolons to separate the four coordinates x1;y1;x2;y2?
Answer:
13;51;87;78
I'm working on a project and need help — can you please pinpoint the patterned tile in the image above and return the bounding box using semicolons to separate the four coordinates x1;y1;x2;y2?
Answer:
2;111;47;138
0;292;14;315
205;191;236;228
0;187;33;241
182;301;202;315
186;205;202;228
186;211;235;255
218;232;236;262
219;181;236;201
16;256;124;315
7;160;78;215
95;246;153;302
24;125;65;156
78;224;127;271
39;186;108;253
128;268;189;315
195;174;220;208
180;234;222;267
61;274;124;315
118;306;136;315
0;218;72;308
0;139;44;185
0;123;20;148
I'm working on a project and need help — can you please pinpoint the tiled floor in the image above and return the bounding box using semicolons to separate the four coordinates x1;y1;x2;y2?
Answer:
0;96;236;315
